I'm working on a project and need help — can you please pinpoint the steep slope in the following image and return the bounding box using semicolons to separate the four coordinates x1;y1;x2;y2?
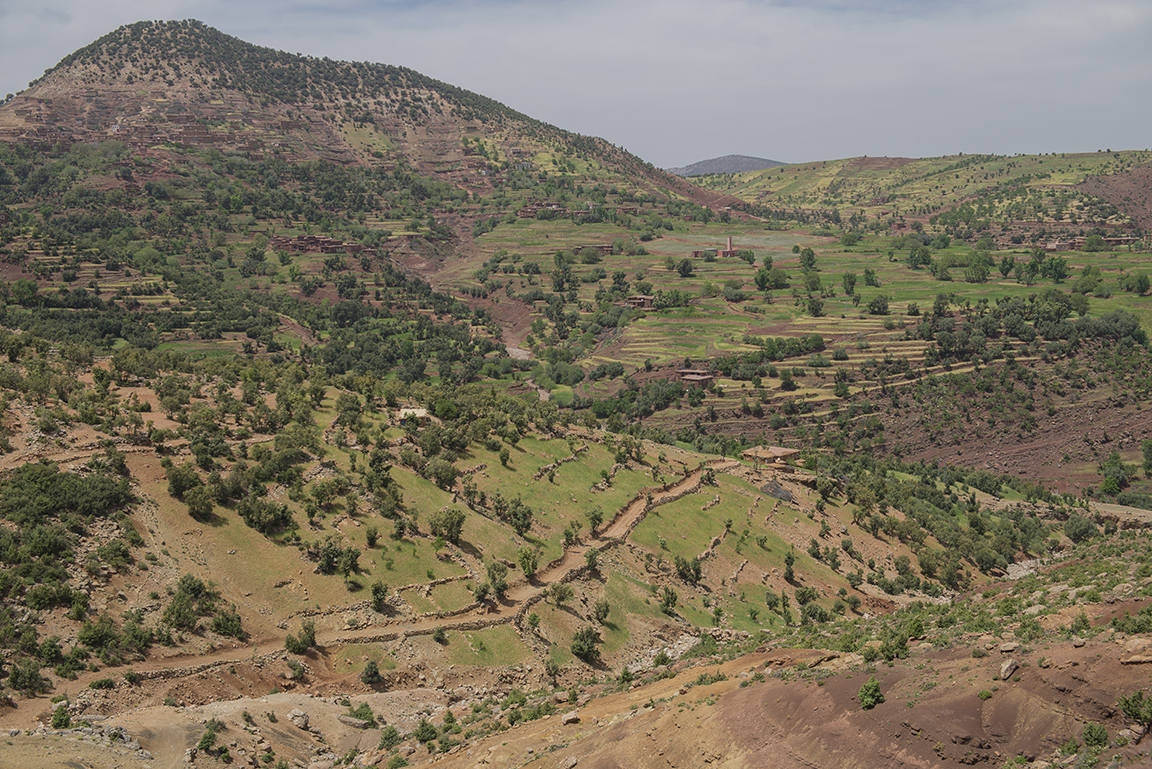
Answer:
0;20;733;209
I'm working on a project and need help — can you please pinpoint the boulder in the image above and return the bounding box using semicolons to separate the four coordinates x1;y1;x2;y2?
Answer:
1125;638;1151;654
1121;655;1152;665
1000;658;1018;680
561;710;581;725
999;643;1019;654
336;714;371;729
287;709;310;729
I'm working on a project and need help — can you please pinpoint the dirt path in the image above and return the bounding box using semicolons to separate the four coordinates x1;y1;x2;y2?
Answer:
520;377;549;401
330;459;725;641
16;460;736;716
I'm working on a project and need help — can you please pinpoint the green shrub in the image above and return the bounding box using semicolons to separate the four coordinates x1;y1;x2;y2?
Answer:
1082;721;1108;748
8;658;50;696
1118;689;1152;729
858;676;884;710
284;620;316;654
51;704;71;729
377;725;401;750
360;660;382;685
1064;514;1097;543
571;626;602;663
977;690;993;700
211;607;244;639
410;718;437;743
346;702;376;726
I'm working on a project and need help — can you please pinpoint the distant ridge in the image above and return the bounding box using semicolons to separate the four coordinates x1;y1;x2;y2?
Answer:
666;154;787;177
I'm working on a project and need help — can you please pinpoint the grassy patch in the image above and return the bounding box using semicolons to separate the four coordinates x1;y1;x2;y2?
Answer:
445;626;530;666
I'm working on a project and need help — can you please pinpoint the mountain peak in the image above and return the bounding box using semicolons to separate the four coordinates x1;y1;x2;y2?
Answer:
0;20;735;207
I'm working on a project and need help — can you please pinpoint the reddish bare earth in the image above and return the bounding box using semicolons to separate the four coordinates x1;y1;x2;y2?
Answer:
1078;163;1152;229
11;618;1152;769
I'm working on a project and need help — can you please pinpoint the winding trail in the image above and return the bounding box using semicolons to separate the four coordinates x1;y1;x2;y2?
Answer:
58;459;739;692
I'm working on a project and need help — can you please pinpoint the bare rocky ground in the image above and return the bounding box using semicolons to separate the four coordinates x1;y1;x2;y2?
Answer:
8;615;1152;769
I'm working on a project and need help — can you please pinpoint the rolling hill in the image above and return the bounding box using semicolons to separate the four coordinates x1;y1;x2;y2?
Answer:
0;20;1151;769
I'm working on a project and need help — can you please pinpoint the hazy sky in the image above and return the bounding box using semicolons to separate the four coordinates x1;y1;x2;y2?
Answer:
1;0;1150;168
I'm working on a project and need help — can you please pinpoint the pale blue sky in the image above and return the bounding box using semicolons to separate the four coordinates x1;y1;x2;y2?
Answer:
1;0;1149;167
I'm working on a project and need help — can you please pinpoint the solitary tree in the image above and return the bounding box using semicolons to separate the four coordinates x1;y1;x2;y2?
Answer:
571;626;602;663
550;582;574;606
429;507;465;544
842;272;857;295
586;506;604;533
360;660;382;684
518;546;538;580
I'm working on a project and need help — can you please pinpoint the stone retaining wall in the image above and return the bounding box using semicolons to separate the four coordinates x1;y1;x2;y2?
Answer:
532;444;588;481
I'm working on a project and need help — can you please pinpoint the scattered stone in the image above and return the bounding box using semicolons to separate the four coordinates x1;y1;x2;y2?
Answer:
999;643;1019;654
1000;658;1018;680
1072;637;1086;648
807;653;839;669
561;711;581;725
552;690;570;703
562;757;579;769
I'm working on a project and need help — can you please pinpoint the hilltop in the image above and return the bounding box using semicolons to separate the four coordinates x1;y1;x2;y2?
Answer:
666;154;787;177
0;20;1151;769
0;20;730;208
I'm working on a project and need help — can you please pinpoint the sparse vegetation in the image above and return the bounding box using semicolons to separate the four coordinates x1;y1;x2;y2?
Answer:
0;21;1149;768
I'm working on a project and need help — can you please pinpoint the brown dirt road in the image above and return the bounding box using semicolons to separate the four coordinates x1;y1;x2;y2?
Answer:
1;459;739;734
